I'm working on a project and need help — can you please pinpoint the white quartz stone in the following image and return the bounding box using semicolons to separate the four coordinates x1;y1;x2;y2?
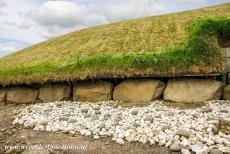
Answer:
12;100;230;152
181;148;191;154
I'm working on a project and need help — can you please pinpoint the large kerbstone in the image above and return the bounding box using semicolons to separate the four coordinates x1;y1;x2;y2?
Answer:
163;79;224;103
223;84;230;100
39;84;71;102
73;81;113;102
113;79;166;102
7;88;39;104
0;89;7;102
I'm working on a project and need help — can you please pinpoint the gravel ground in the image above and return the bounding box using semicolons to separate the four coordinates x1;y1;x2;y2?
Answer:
12;100;230;154
0;103;170;154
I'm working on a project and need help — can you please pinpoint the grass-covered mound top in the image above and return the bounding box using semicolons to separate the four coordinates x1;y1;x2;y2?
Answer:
0;3;230;85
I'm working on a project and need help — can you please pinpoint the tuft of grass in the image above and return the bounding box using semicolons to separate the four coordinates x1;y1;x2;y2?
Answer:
0;3;229;85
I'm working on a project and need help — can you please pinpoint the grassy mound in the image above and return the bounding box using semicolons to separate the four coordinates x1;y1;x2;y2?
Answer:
0;3;230;85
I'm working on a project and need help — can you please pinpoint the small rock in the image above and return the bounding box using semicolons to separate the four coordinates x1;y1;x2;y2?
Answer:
11;129;17;133
91;115;98;120
105;141;109;145
167;112;174;116
170;143;182;152
39;121;48;126
155;107;161;111
94;106;100;110
131;110;138;115
202;107;212;113
180;111;186;114
116;138;125;145
181;148;191;154
176;129;190;138
95;110;101;115
24;122;35;129
28;109;32;113
220;146;230;153
13;110;21;115
104;113;111;119
84;113;91;118
133;123;141;127
81;108;88;113
69;130;75;136
210;149;223;154
99;123;106;129
68;118;77;123
180;138;189;147
114;116;122;122
59;117;68;121
207;117;217;121
212;126;219;134
191;144;202;153
220;109;228;113
196;135;205;143
93;135;99;139
56;103;62;107
207;139;214;146
44;109;52;114
162;125;170;131
0;128;7;132
192;113;199;118
144;116;154;122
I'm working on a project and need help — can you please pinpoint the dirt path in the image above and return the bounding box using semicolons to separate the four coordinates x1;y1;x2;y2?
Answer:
0;104;171;154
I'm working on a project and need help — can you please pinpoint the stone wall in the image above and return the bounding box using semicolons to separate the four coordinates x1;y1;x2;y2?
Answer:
39;84;71;102
7;88;39;104
73;81;113;102
0;78;228;104
163;79;224;103
113;79;165;102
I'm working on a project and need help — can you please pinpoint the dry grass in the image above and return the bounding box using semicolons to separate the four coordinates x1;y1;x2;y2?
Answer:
0;3;229;85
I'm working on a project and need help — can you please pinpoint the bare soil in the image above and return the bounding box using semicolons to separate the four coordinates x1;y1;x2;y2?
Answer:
0;103;171;154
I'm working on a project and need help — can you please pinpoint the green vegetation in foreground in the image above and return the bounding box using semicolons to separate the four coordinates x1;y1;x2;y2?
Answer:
0;3;229;84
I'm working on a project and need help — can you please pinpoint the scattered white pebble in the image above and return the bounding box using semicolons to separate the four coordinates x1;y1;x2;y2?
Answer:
181;148;191;154
12;100;230;153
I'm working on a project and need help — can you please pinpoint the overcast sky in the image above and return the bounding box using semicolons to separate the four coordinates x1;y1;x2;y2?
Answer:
0;0;229;57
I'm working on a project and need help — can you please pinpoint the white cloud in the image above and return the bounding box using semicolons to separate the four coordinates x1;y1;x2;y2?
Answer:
2;21;17;26
26;0;108;38
0;0;7;16
25;0;168;38
29;1;87;28
0;0;6;8
0;0;43;44
0;41;24;53
0;0;211;41
88;0;166;21
18;21;33;29
0;0;219;56
0;11;7;16
169;0;208;5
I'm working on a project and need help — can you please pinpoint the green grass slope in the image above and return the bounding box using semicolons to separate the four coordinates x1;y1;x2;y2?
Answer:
0;3;230;85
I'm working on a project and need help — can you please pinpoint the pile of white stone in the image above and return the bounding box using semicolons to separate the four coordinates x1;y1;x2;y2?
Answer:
12;100;230;154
